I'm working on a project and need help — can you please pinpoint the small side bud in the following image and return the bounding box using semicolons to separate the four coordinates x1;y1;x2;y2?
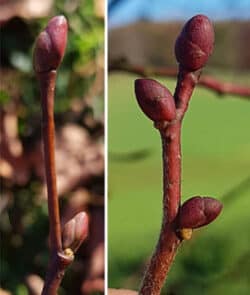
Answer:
62;212;89;253
33;15;68;73
179;196;222;230
134;79;176;122
175;15;214;71
179;228;193;240
64;248;74;259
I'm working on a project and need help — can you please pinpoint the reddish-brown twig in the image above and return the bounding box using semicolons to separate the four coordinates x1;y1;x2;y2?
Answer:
135;15;223;295
139;120;182;295
39;70;62;253
199;76;250;97
109;64;250;99
38;70;75;295
34;16;89;295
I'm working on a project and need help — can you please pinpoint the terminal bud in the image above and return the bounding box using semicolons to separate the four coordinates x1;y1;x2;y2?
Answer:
33;15;68;73
175;15;214;71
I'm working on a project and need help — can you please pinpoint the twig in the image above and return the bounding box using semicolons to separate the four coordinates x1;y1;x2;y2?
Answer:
38;70;75;294
41;250;74;295
34;16;89;295
39;70;62;253
199;76;250;98
135;15;223;295
109;64;250;99
139;120;182;295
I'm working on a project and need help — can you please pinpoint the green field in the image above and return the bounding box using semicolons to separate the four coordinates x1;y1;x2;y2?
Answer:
108;73;250;294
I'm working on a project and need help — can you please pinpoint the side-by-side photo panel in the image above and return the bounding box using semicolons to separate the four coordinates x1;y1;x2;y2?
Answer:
1;0;250;294
0;1;104;294
108;0;250;294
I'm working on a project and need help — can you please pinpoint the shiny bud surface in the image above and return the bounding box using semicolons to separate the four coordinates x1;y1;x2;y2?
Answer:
175;15;214;71
135;79;176;122
62;212;89;252
179;196;222;229
33;15;68;73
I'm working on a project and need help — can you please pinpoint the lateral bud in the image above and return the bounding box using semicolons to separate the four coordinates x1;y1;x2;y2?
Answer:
33;15;68;73
175;14;214;71
62;212;89;253
134;79;176;122
178;196;222;232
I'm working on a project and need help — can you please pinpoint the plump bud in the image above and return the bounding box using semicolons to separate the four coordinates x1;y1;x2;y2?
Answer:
33;15;68;73
175;15;214;71
179;196;222;229
62;212;89;252
134;79;176;122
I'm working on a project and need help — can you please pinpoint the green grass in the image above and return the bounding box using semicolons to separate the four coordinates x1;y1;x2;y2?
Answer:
108;73;250;293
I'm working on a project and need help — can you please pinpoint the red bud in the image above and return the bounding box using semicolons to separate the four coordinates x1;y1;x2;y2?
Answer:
74;212;88;244
62;218;76;249
62;212;89;252
179;196;222;229
175;15;214;71
33;15;68;73
134;79;176;122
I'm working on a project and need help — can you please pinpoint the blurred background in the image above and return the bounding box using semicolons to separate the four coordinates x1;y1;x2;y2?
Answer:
108;0;250;294
0;0;104;294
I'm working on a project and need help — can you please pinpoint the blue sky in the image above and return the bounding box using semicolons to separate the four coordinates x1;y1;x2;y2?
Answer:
108;0;250;28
